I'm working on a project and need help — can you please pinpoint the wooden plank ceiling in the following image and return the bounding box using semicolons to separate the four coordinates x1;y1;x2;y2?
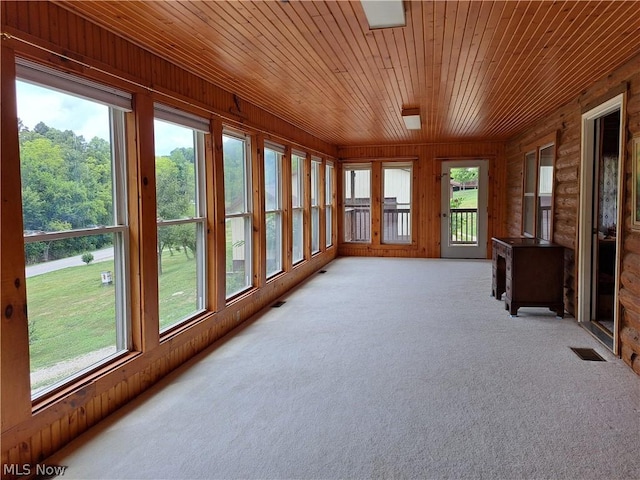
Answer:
54;0;640;147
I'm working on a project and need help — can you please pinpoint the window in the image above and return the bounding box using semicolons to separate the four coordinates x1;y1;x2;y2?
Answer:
382;163;412;244
522;138;556;241
325;162;334;248
154;104;209;331
291;152;305;264
16;60;131;398
223;132;252;298
343;164;371;243
264;143;283;278
523;151;537;237
538;145;554;241
311;158;322;254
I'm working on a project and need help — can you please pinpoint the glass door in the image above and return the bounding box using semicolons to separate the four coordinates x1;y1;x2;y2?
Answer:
440;160;488;259
590;110;621;345
578;94;624;353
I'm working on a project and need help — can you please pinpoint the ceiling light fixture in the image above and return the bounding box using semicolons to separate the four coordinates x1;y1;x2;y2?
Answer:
361;0;406;29
402;107;421;130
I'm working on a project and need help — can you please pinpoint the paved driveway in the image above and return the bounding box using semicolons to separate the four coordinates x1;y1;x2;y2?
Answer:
25;247;114;278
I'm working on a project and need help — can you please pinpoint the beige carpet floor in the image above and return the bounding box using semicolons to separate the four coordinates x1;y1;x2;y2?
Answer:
48;257;640;479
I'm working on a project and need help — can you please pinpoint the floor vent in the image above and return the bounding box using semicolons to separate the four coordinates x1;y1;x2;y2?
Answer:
271;301;286;308
318;270;327;274
570;347;606;362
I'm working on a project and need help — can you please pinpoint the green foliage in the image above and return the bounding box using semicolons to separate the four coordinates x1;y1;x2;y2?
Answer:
81;252;94;265
222;136;246;212
155;155;191;220
19;120;113;262
19;120;198;269
155;148;197;273
450;167;478;185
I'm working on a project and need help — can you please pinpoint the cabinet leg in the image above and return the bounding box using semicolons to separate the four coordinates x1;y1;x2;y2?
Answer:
505;301;519;316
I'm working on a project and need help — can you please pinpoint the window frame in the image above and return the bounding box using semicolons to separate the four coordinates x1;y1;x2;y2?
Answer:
325;162;334;248
310;157;322;255
153;104;209;333
223;130;254;300
381;162;413;245
343;163;372;243
264;142;284;279
16;60;132;399
291;150;306;265
521;132;557;241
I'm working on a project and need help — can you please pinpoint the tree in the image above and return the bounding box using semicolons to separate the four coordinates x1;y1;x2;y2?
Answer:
19;121;115;262
222;138;245;212
81;252;95;265
155;155;196;273
450;167;478;188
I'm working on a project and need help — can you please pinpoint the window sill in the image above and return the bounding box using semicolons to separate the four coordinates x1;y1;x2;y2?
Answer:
32;349;143;414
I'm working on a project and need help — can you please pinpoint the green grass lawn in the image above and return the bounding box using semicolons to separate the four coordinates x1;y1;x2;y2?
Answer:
451;188;478;208
28;253;197;374
158;249;198;330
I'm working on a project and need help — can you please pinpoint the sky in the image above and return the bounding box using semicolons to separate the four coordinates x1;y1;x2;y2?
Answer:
16;81;193;156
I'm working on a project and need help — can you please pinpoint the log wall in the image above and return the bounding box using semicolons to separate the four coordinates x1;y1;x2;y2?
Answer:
1;1;338;475
504;51;640;373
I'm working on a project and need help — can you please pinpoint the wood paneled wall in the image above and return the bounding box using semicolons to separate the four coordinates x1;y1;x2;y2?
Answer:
337;143;507;258
504;51;640;373
1;1;337;474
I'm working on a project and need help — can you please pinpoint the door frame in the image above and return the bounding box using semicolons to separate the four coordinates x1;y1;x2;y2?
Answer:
440;159;489;259
578;93;626;353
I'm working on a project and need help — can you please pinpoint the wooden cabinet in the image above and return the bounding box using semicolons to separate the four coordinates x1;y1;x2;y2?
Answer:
491;237;565;317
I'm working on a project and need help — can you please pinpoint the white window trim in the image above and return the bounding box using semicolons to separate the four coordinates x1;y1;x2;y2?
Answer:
325;163;334;248
381;162;413;245
17;58;132;111
155;108;209;331
264;146;284;279
291;152;306;264
16;67;132;398
154;102;210;132
343;163;372;244
311;158;322;254
223;131;253;299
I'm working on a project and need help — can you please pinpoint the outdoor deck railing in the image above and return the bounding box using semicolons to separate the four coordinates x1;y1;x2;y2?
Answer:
344;206;371;242
345;206;410;242
449;208;477;245
383;207;411;243
345;206;479;245
539;205;551;241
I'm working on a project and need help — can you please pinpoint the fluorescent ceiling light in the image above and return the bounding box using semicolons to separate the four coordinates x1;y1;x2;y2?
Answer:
361;0;406;29
402;108;421;130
